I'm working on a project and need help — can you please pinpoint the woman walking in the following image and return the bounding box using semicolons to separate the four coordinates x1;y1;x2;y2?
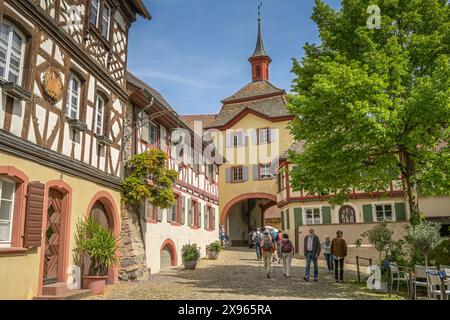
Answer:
280;233;294;278
322;236;333;273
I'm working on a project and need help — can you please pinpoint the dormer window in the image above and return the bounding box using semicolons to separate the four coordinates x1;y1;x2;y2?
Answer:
0;20;25;85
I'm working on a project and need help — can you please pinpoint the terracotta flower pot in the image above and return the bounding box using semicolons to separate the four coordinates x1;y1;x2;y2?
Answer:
82;275;108;295
184;259;198;270
208;250;219;260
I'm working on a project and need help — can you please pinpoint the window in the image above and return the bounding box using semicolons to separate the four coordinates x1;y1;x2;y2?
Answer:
339;205;356;224
90;0;99;26
305;208;321;225
233;132;243;147
211;207;216;230
196;202;201;228
278;170;286;191
187;199;194;226
231;167;243;182
0;178;15;246
258;128;270;144
375;204;393;222
255;65;261;77
156;207;162;222
140;199;162;222
66;74;81;119
90;0;111;39
94;95;105;135
168;195;179;223
204;205;209;230
101;3;111;38
142;119;158;146
260;163;272;179
180;196;186;225
0;20;25;85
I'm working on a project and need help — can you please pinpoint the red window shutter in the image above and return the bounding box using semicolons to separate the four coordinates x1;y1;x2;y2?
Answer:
24;182;45;248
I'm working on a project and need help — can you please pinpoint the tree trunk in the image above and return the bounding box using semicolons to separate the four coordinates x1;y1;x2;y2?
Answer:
404;153;421;225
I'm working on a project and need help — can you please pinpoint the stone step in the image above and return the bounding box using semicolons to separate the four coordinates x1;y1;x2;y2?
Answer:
33;289;92;300
42;282;72;296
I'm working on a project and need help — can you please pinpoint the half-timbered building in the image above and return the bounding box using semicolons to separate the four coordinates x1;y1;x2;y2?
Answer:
126;72;220;274
0;0;150;299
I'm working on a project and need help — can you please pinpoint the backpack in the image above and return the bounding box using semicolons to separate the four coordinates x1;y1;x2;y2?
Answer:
282;239;293;253
263;236;272;251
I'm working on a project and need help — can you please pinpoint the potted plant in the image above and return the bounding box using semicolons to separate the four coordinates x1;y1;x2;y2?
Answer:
74;216;120;295
357;221;393;292
182;243;200;270
208;240;222;260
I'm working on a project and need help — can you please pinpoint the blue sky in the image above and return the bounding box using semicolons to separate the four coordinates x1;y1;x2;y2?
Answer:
127;0;341;116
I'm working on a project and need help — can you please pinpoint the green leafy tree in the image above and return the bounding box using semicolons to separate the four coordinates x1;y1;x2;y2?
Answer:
122;148;178;208
405;219;443;267
360;220;394;264
287;0;450;224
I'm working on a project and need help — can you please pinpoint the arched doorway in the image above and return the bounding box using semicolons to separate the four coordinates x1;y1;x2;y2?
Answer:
221;193;277;246
160;239;177;270
86;192;119;283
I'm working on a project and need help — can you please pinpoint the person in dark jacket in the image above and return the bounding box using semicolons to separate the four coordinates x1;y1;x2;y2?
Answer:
303;228;321;282
331;230;348;283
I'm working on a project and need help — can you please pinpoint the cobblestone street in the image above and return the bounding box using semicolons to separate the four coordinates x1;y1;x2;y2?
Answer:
84;248;404;300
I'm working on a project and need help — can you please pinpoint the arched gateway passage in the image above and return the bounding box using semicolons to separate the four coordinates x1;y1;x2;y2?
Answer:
221;193;277;246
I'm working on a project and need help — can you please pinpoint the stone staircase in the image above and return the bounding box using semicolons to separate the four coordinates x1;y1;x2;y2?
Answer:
33;283;91;300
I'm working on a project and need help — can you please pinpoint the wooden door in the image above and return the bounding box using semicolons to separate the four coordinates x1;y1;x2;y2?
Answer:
43;189;64;284
160;246;172;270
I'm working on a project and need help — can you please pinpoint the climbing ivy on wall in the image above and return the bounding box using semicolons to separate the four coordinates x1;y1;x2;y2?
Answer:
122;148;178;208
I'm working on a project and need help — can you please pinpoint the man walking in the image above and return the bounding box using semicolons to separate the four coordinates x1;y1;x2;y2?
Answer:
280;233;294;278
253;228;263;261
303;228;321;282
331;230;348;283
260;229;274;278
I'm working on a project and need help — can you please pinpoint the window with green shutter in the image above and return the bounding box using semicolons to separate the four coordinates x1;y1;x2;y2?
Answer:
294;208;302;228
395;203;407;221
281;210;285;230
363;204;373;223
322;206;332;224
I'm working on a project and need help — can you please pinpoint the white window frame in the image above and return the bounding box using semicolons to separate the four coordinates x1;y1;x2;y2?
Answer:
303;207;322;225
0;178;16;247
259;163;272;179
90;0;100;27
101;2;111;39
94;95;105;136
258;128;270;145
66;74;81;119
0;19;25;85
232;132;243;147
372;202;396;222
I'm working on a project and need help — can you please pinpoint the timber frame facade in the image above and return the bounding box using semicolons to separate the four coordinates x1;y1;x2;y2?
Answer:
0;0;149;299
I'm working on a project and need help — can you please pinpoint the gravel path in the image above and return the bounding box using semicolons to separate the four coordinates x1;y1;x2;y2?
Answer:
83;247;403;300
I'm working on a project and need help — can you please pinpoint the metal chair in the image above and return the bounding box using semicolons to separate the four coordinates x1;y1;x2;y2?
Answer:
389;262;409;295
427;272;450;300
412;265;437;299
